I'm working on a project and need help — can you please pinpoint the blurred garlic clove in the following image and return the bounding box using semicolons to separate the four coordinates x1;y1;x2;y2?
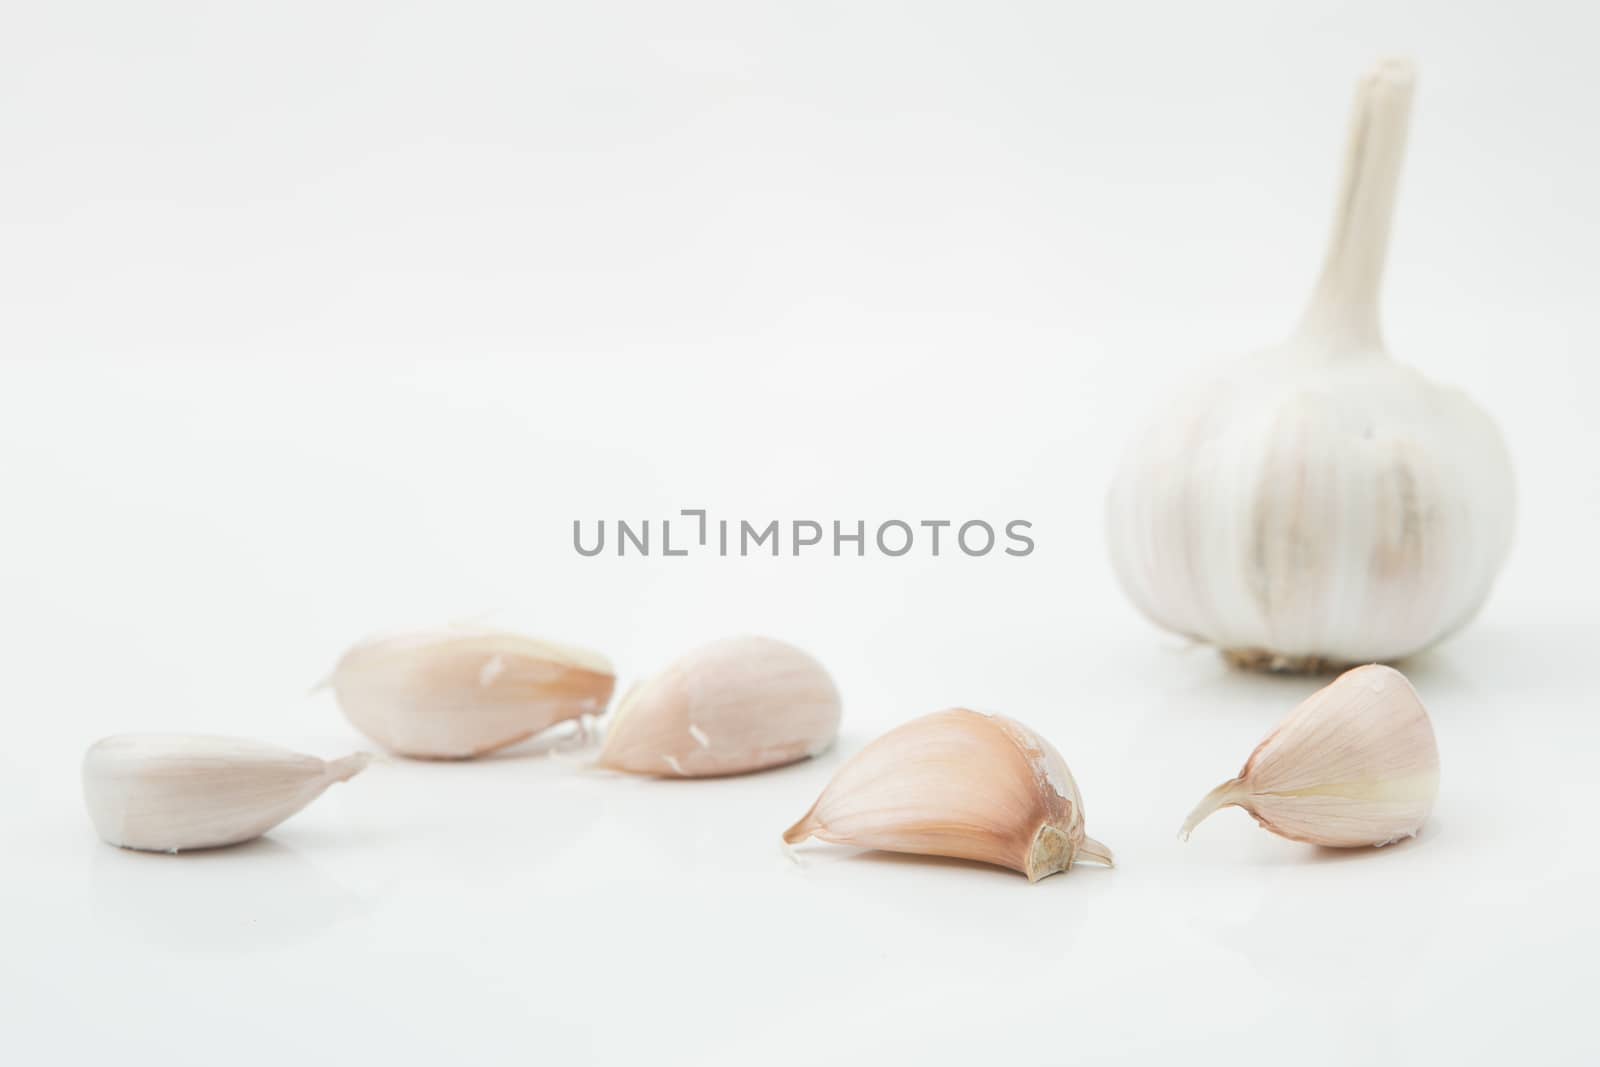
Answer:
1180;664;1440;848
597;635;840;777
328;627;615;759
783;709;1113;882
83;734;370;853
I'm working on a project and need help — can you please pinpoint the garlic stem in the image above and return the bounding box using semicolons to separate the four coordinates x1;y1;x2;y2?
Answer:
1178;778;1246;841
1296;58;1415;352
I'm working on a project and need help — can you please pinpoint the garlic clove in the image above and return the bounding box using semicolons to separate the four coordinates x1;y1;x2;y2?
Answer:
1105;60;1515;671
83;734;370;853
328;627;615;759
596;635;840;777
783;709;1113;882
1180;664;1439;848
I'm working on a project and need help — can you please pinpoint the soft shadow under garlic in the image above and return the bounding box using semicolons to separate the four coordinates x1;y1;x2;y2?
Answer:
89;837;367;952
473;715;602;762
1224;855;1444;988
783;709;1112;883
805;847;1017;882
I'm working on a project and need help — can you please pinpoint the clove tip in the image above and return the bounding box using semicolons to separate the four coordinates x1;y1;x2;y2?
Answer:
1179;778;1245;842
326;752;373;782
1368;56;1417;87
780;814;815;847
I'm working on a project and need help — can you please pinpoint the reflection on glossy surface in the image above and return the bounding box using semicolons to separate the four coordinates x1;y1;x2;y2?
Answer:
1224;846;1442;988
89;837;368;954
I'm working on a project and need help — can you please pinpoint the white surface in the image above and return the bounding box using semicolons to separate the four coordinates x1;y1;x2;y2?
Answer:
3;2;1598;1064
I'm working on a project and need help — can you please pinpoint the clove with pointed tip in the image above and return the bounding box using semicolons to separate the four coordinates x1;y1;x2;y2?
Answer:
784;709;1112;882
83;734;371;852
1180;664;1440;848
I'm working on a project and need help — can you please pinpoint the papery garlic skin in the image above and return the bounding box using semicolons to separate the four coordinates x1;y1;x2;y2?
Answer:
1106;60;1514;671
597;635;840;777
1180;664;1439;848
329;627;615;759
83;734;370;853
784;709;1113;881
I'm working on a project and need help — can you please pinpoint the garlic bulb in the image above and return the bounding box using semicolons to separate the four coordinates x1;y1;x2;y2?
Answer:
597;635;840;777
328;627;615;758
83;734;370;852
1180;664;1439;848
784;709;1113;881
1106;60;1514;671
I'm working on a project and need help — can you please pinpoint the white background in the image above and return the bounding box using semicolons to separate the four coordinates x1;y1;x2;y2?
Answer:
3;2;1597;1063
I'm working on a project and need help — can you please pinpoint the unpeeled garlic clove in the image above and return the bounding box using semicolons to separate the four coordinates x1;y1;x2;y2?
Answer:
327;627;615;758
83;734;370;852
597;635;840;777
783;709;1113;882
1180;664;1439;848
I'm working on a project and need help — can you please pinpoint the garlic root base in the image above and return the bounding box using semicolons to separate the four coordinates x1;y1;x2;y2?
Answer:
1025;827;1116;882
1025;825;1074;882
1221;649;1360;675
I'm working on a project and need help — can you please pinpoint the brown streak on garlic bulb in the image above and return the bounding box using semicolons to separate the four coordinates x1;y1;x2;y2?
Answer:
784;709;1113;882
328;627;615;759
597;635;840;777
1180;664;1440;848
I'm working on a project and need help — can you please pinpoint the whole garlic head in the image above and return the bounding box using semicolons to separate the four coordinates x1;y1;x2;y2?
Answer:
1106;60;1514;670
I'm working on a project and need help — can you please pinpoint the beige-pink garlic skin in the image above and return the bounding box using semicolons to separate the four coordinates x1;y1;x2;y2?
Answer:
83;734;370;853
330;628;615;759
1182;664;1440;848
784;709;1113;881
597;635;840;778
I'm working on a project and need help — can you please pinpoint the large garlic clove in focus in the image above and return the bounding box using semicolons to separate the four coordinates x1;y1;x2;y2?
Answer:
1106;60;1515;671
328;627;615;759
83;734;370;852
784;709;1113;882
1180;664;1440;848
597;635;840;777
